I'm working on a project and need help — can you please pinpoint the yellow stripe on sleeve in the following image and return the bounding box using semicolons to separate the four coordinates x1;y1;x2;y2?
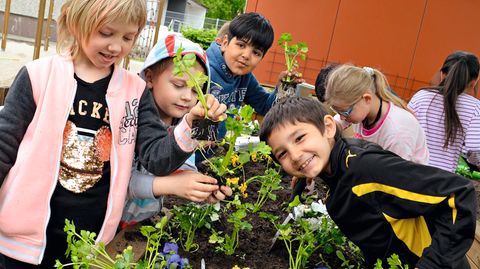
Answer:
352;183;446;204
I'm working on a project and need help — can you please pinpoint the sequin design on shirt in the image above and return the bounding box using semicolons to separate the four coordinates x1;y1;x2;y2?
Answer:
59;121;111;193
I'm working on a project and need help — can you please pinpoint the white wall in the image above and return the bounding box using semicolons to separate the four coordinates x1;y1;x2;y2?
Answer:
184;0;206;29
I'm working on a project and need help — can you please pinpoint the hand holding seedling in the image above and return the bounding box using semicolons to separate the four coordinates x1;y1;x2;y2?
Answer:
172;47;226;128
185;94;227;127
207;185;233;203
277;70;305;85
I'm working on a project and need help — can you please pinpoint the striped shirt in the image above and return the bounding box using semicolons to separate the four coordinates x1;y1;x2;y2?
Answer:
408;89;480;172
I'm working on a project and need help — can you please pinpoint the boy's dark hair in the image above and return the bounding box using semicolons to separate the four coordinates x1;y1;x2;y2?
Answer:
228;12;274;55
260;96;341;145
314;64;338;102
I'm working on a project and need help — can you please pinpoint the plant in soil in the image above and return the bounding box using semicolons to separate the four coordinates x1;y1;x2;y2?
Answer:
170;202;221;252
172;47;218;141
374;254;409;269
198;105;261;183
208;194;253;255
277;32;308;99
56;217;192;269
271;195;362;269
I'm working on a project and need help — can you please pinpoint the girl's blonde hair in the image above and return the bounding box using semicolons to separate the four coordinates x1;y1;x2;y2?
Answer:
57;0;147;59
325;64;408;110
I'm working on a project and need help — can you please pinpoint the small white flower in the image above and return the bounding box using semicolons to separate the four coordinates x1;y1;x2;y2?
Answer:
306;217;322;231
311;200;328;215
293;204;308;220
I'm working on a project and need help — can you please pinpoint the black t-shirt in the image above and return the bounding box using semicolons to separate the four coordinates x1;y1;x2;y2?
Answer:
42;72;112;267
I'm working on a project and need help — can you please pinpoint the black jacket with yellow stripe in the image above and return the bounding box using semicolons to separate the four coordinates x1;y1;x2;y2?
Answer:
319;138;476;268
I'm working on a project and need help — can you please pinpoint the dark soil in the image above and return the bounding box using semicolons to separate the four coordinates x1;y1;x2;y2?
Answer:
160;160;364;269
108;150;480;269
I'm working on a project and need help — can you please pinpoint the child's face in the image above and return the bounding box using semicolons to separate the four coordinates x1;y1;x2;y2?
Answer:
146;62;205;125
221;36;264;76
267;116;336;178
79;20;138;74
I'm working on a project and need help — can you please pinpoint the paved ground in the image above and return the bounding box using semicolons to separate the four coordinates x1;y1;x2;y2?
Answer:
0;39;57;87
0;39;143;88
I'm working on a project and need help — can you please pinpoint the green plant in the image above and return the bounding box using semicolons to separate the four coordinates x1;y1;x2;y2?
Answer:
180;27;217;50
56;217;173;269
245;167;283;212
272;196;357;269
277;32;308;83
170;202;220;252
199;105;257;179
208;194;253;255
55;219;138;269
173;47;210;118
374;254;409;269
456;156;480;180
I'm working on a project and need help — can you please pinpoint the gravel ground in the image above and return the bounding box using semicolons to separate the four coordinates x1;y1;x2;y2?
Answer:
0;39;143;88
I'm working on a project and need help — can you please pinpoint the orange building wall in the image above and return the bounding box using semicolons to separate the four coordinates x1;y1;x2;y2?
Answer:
246;0;480;100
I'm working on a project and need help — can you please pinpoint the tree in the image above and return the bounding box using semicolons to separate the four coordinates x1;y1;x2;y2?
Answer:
199;0;246;21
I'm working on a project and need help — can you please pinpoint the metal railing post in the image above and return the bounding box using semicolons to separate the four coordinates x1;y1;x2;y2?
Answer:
1;0;12;51
44;0;55;51
33;0;47;60
153;0;165;45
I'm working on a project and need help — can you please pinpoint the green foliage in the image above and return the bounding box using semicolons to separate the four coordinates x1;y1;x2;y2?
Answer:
456;156;480;180
198;0;246;20
246;167;283;212
209;194;253;255
55;218;171;269
277;32;308;82
173;47;210;118
180;27;217;50
273;199;362;269
374;254;409;269
171;202;220;252
200;105;259;178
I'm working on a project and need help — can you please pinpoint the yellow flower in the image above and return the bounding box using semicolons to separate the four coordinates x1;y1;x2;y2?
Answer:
251;152;257;162
231;153;240;167
232;266;240;269
226;177;240;186
240;182;248;198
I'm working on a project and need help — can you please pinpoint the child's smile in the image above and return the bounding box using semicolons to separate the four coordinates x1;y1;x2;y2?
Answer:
267;118;336;178
221;37;264;76
76;20;138;80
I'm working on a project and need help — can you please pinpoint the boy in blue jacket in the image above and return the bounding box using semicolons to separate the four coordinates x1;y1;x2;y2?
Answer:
198;12;302;165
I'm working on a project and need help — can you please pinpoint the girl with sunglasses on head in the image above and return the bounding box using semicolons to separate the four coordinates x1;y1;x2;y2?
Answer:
325;64;429;164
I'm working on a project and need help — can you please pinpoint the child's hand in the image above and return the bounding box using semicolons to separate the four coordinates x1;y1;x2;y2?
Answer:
277;70;305;85
186;94;227;126
206;185;233;204
156;171;220;202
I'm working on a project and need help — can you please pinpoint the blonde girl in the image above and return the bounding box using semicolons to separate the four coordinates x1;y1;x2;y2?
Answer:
0;0;226;267
325;64;429;164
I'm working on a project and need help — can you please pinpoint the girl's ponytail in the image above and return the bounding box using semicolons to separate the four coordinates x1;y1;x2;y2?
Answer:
441;53;479;148
371;69;408;110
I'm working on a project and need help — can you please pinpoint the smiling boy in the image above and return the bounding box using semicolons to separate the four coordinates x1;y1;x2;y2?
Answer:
207;12;275;116
259;96;476;269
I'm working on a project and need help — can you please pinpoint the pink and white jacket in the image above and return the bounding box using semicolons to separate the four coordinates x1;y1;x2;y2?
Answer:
0;55;196;264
